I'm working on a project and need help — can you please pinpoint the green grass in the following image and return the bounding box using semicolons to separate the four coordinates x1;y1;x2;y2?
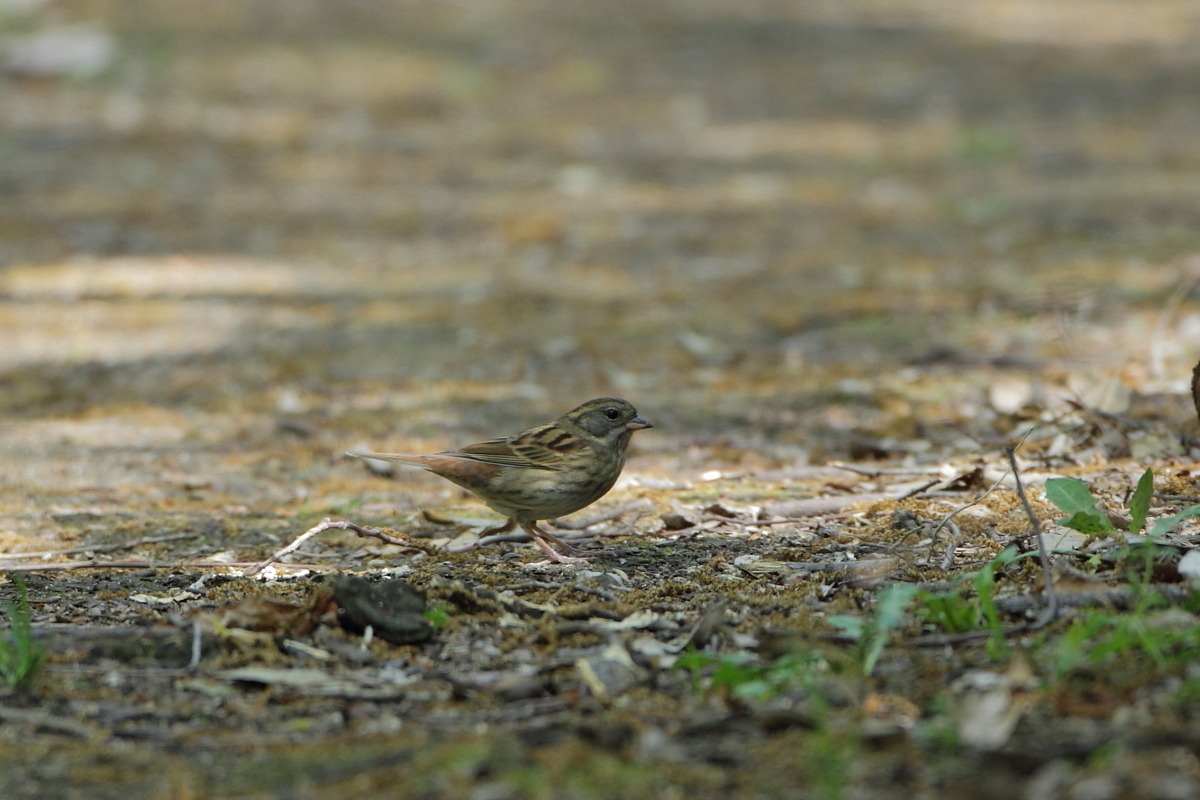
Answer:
916;545;1018;659
676;649;827;701
827;583;920;676
0;574;44;688
1051;597;1200;677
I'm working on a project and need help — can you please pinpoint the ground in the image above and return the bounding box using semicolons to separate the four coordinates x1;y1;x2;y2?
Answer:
3;1;1200;798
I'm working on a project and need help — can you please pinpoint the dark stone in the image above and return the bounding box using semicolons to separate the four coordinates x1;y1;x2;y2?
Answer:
332;576;433;645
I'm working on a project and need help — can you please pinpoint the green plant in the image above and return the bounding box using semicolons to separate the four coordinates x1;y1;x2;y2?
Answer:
1149;503;1200;538
1044;468;1200;537
1052;600;1200;677
916;546;1018;659
422;605;450;629
827;583;920;675
1046;469;1200;596
674;649;852;800
805;717;854;800
675;649;825;701
1045;468;1147;534
0;574;44;687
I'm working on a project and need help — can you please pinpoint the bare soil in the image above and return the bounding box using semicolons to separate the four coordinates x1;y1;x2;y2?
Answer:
3;2;1200;798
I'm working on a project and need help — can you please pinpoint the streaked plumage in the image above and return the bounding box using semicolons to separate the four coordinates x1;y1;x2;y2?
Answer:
349;398;652;563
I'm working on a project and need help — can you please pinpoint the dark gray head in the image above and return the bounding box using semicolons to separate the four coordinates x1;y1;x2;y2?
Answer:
561;397;653;443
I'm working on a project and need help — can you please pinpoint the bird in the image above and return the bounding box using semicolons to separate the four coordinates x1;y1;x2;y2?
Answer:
347;397;653;563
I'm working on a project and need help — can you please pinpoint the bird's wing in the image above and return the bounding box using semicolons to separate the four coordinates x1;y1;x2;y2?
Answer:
452;426;569;470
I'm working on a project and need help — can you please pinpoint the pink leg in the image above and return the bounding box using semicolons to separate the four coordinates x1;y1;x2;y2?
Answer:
521;522;589;564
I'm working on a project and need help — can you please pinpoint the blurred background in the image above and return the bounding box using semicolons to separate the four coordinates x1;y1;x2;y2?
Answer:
2;0;1200;539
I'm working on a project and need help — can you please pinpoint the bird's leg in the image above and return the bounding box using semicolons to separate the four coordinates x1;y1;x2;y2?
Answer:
529;525;588;556
520;522;589;564
480;517;517;537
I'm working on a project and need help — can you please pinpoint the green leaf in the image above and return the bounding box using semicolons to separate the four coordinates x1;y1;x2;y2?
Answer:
422;605;449;629
862;584;919;676
0;574;44;687
1150;505;1200;538
825;615;864;640
731;679;774;701
917;590;980;633
1044;477;1097;514
1058;511;1117;534
974;545;1017;659
1127;469;1153;533
873;584;919;631
1044;477;1114;534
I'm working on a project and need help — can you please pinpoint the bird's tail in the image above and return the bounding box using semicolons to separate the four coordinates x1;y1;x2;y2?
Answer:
345;451;429;467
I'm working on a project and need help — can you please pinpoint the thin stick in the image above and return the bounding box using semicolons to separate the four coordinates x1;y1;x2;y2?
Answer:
241;519;329;576
897;479;942;500
241;518;428;577
0;706;97;739
1006;445;1059;628
3;559;328;573
921;468;1009;561
938;520;961;571
0;532;202;561
546;500;652;530
5;518;427;575
995;584;1190;614
919;429;1036;561
829;463;942;478
187;618;203;672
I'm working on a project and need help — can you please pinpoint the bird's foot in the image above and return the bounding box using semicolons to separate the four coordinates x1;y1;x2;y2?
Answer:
522;521;591;564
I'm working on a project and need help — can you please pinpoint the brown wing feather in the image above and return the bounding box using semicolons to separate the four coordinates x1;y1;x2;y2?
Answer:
450;425;566;470
448;438;544;469
506;421;586;469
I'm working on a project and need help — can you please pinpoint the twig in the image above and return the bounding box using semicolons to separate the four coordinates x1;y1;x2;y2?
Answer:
4;559;327;573
547;500;653;530
1006;445;1058;628
938;519;961;571
426;501;651;534
925;468;1008;554
903;583;1195;646
567;584;621;603
506;580;623;604
446;526;632;553
187;618;203;672
763;493;895;519
685;496;881;531
242;520;326;576
0;532;202;561
902;628;1004;647
829;463;941;478
897;479;942;500
699;514;846;528
780;560;900;574
242;518;428;577
993;584;1191;614
0;706;97;739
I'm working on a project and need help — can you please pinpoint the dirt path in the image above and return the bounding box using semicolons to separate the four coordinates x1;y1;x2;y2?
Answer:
3;2;1200;798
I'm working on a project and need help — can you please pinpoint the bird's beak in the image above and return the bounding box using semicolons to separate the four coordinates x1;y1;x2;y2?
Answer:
627;415;653;431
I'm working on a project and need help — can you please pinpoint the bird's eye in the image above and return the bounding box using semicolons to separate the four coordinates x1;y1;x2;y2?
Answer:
605;408;620;420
